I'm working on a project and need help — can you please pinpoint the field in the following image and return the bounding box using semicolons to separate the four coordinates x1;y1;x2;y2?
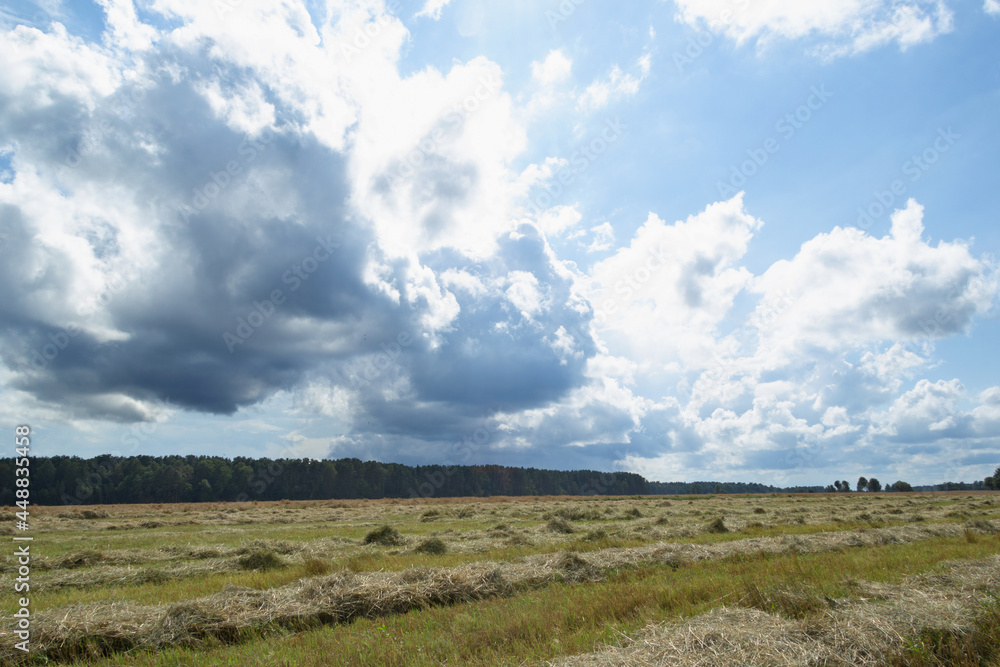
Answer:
3;492;1000;666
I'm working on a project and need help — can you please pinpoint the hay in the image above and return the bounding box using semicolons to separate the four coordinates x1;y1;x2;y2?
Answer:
414;538;448;555
237;549;285;571
6;497;997;665
550;554;1000;666
303;557;332;576
363;525;404;546
58;550;106;569
705;517;729;534
547;517;575;534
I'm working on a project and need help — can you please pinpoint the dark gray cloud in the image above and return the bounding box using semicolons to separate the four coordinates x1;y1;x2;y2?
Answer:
0;37;598;437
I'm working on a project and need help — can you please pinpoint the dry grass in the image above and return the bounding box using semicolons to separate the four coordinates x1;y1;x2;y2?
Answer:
551;555;1000;666
4;519;999;665
4;492;1000;665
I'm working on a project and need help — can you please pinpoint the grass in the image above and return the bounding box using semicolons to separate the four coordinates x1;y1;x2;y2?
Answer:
5;492;1000;665
51;532;1000;666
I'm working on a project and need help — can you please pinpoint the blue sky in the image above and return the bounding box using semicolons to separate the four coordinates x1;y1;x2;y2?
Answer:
1;0;998;486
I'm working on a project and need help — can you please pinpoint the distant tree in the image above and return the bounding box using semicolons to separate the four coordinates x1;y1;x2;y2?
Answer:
866;478;882;492
857;476;868;492
825;484;836;493
840;480;851;492
985;476;995;490
833;481;842;492
890;480;914;492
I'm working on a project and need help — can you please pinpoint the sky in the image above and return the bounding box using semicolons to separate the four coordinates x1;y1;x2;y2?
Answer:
1;0;998;487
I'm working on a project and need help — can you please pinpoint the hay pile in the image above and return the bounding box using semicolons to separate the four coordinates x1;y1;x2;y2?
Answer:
4;520;997;665
551;555;1000;666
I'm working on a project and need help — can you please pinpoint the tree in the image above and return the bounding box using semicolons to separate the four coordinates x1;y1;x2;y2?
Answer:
834;480;843;492
890;480;913;492
840;480;851;492
825;484;836;493
857;476;868;492
985;476;995;490
866;478;882;492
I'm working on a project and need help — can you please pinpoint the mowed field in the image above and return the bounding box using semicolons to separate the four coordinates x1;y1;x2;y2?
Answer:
4;492;1000;666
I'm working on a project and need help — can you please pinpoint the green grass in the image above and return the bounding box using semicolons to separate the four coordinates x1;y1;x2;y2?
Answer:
56;533;1000;667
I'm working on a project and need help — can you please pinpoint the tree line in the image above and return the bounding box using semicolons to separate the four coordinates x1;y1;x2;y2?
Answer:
1;455;994;506
0;455;656;506
823;472;999;493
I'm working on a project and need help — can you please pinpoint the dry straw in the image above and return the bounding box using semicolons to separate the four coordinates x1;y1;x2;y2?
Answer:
3;520;997;664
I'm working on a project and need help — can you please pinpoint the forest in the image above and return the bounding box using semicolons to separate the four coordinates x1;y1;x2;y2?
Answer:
1;454;988;506
0;454;813;506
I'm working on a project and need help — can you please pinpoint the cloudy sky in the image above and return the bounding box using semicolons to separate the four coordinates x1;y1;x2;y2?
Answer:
1;0;998;486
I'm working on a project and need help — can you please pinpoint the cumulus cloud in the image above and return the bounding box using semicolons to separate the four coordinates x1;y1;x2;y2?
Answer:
674;0;954;56
751;200;997;368
1;1;996;486
588;195;760;370
0;0;594;436
986;0;1000;16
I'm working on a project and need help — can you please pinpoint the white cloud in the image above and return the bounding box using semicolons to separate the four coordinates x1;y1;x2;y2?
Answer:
674;0;954;56
415;0;453;20
505;270;546;318
531;49;572;86
588;194;760;369
536;205;582;237
986;0;1000;16
577;54;651;112
751;200;997;367
585;222;615;252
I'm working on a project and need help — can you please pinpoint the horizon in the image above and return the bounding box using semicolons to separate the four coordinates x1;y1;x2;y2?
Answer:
1;0;999;489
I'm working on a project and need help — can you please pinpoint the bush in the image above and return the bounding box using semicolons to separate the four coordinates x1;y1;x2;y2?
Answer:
237;549;285;571
753;507;767;514
364;525;404;546
414;537;448;555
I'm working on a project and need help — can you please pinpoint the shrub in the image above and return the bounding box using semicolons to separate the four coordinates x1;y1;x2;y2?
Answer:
364;525;404;546
753;507;767;514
